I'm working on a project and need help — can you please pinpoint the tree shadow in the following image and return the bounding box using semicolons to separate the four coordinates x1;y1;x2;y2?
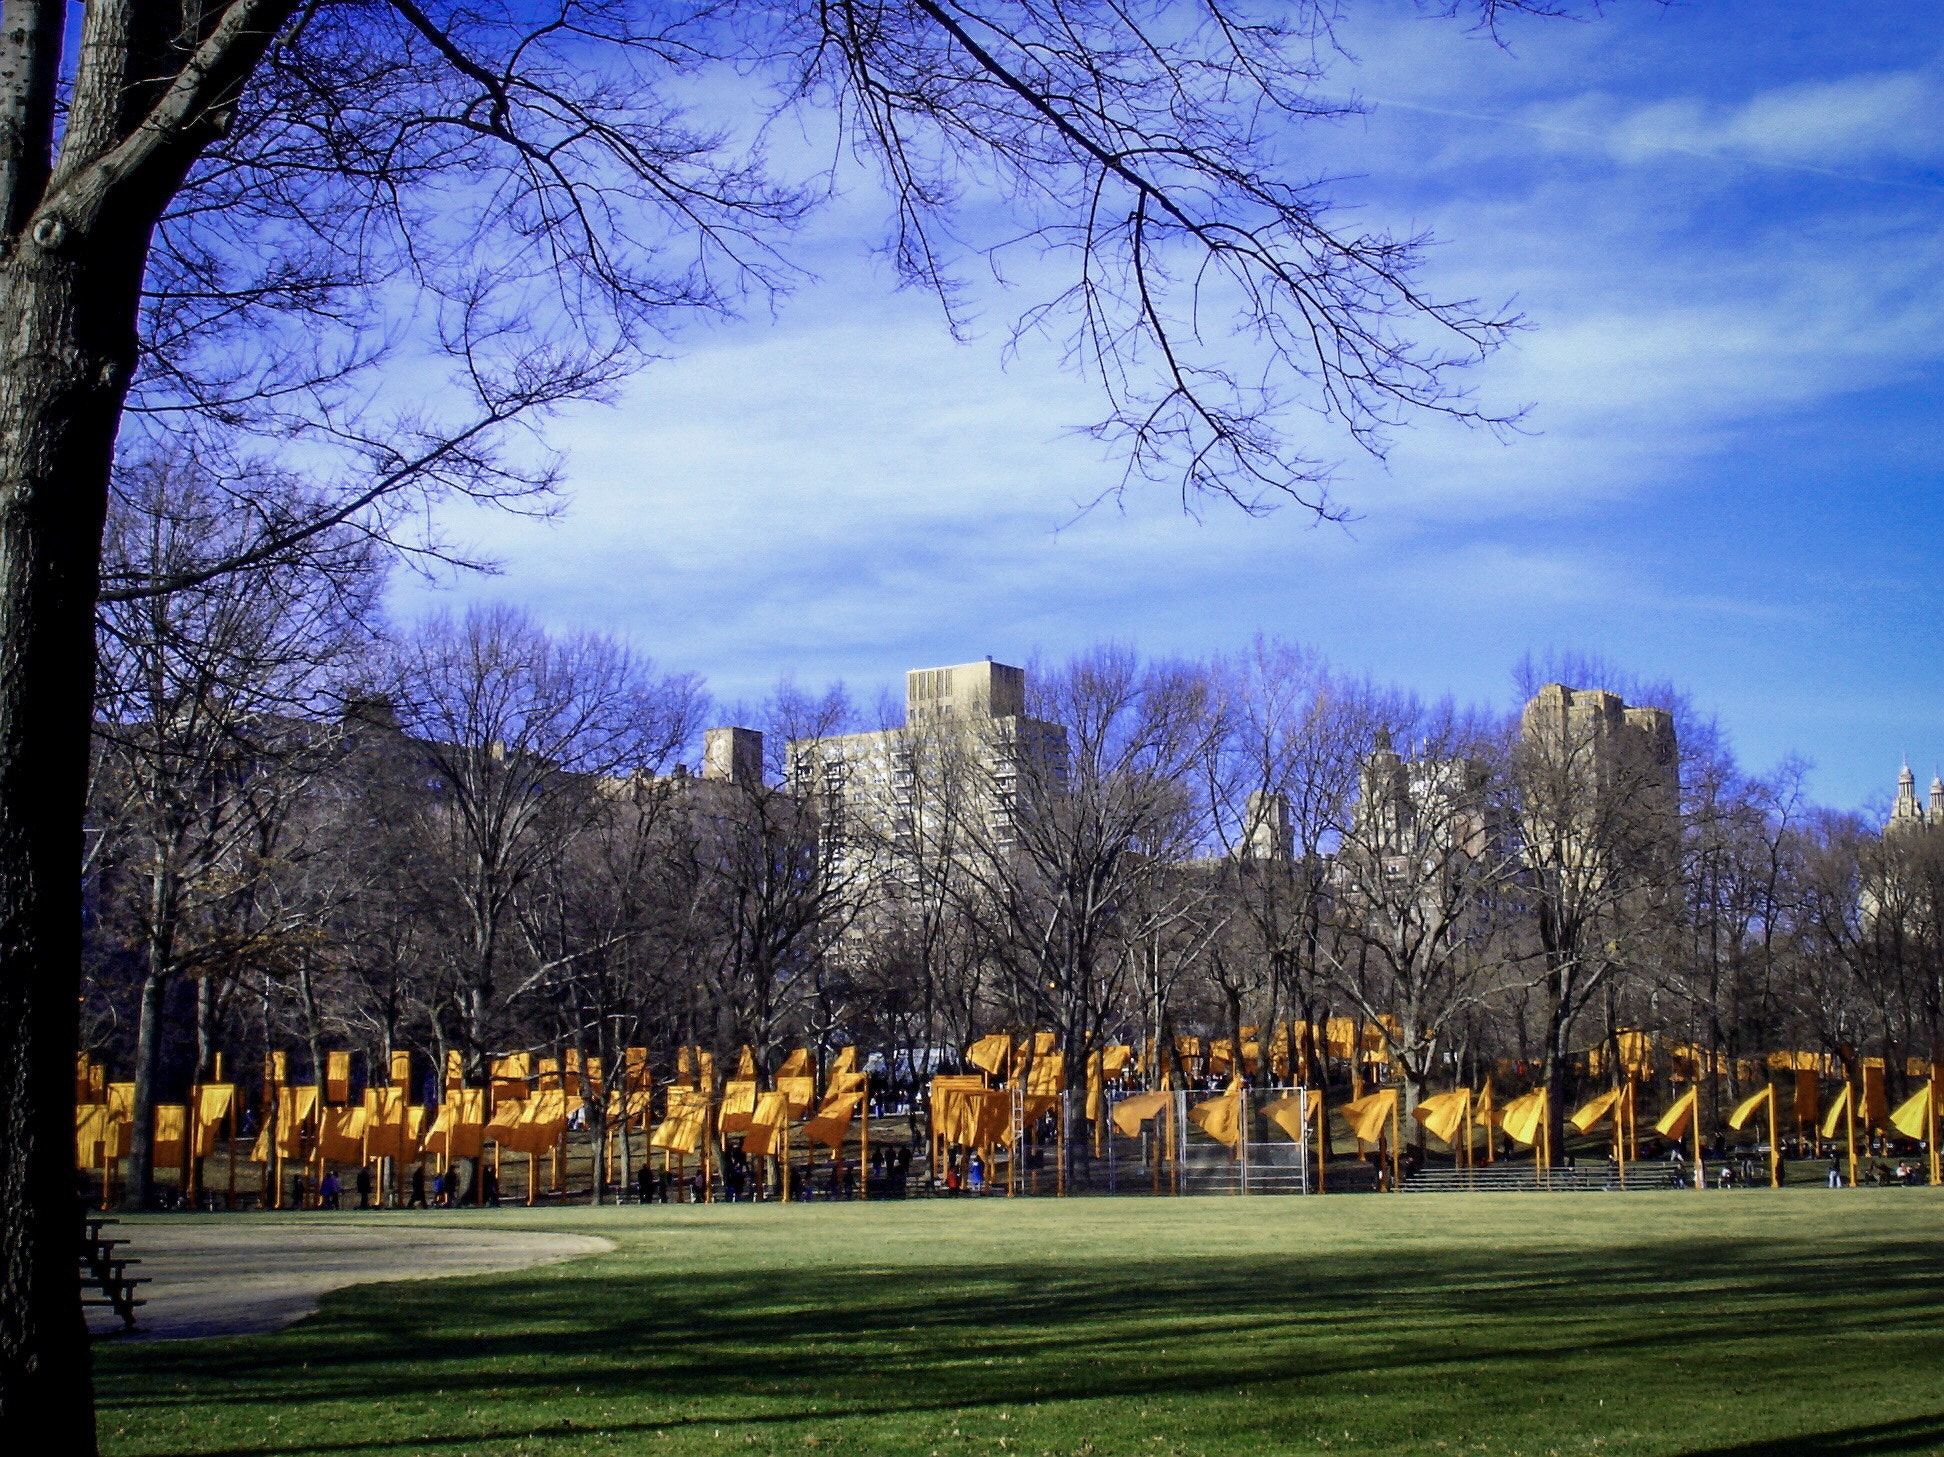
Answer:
96;1226;1944;1454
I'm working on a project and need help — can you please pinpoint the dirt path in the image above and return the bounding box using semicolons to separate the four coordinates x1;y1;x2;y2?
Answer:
97;1221;612;1341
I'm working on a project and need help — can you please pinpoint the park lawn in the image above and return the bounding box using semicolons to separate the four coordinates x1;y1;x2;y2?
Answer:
97;1191;1944;1457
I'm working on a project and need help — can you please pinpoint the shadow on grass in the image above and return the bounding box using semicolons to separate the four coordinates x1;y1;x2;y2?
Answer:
98;1233;1944;1455
1681;1414;1944;1455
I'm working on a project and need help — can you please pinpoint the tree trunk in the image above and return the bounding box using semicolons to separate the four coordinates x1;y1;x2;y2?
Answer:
0;204;139;1444
195;973;216;1081
1541;977;1574;1165
123;967;169;1210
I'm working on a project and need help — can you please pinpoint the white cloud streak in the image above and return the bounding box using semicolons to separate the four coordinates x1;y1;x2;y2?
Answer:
389;3;1944;808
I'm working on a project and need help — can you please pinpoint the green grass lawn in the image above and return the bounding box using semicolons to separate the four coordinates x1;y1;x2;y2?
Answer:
98;1190;1944;1457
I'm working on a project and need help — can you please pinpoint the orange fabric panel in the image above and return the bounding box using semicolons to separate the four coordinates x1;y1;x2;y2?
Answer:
1655;1088;1698;1140
75;1105;120;1164
1617;1030;1653;1077
776;1076;816;1116
1188;1082;1244;1148
1338;1088;1397;1147
1727;1085;1773;1131
743;1091;792;1156
935;1085;1011;1147
649;1087;709;1154
1569;1086;1626;1134
192;1084;235;1158
966;1035;1011;1077
1863;1061;1888;1126
804;1094;860;1150
1793;1070;1819;1125
423;1088;486;1159
1259;1093;1310;1143
1024;1053;1065;1096
1888;1084;1933;1140
1325;1018;1356;1060
719;1080;758;1134
776;1048;812;1079
607;1086;653;1122
1412;1089;1470;1145
1498;1089;1547;1147
251;1084;321;1162
491;1087;568;1156
152;1104;188;1167
491;1053;531;1104
363;1087;417;1161
1109;1091;1171;1138
317;1106;368;1164
326;1051;352;1105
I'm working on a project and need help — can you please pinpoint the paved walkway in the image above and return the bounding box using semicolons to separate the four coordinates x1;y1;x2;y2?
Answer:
96;1221;611;1342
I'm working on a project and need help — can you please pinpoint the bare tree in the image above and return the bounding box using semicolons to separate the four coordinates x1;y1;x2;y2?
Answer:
1328;713;1519;1129
89;453;380;1206
392;607;693;1090
1513;677;1683;1154
1;0;1589;1426
1208;639;1380;1087
957;648;1223;1062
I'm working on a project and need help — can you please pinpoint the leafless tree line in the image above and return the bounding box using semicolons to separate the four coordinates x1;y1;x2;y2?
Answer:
84;491;1944;1204
0;0;1610;1431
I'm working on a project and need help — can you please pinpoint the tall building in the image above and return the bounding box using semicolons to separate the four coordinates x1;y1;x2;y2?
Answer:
1887;761;1944;834
702;725;764;788
1235;789;1293;862
906;660;1026;723
1517;683;1680;884
1520;684;1678;813
1350;726;1490;866
787;659;1067;872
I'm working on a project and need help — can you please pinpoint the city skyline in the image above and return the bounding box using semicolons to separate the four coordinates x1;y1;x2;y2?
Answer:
387;0;1944;815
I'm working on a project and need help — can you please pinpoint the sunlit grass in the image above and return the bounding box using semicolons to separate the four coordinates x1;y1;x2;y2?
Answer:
98;1189;1944;1456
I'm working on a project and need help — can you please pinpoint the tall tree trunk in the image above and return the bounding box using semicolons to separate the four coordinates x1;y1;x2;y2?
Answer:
195;972;217;1080
0;199;139;1446
124;967;170;1210
126;871;177;1209
1541;974;1574;1166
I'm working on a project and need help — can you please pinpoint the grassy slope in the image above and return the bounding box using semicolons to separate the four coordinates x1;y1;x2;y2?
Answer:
98;1191;1944;1457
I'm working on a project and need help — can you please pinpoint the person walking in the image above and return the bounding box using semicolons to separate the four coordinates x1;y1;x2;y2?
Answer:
1827;1156;1843;1188
355;1164;373;1209
409;1164;428;1208
319;1171;341;1210
482;1164;501;1207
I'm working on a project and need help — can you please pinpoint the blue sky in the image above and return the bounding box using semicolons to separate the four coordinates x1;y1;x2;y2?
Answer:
391;1;1944;811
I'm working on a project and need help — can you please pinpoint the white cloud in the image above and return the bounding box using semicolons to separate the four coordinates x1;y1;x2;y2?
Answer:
1606;68;1943;170
388;3;1944;807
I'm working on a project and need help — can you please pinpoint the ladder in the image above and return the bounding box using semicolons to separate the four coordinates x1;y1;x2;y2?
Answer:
1008;1087;1025;1196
